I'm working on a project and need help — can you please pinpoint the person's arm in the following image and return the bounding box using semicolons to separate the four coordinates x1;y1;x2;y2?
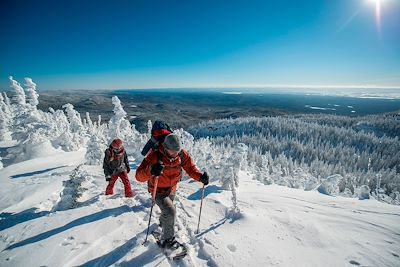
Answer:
124;150;130;173
103;149;112;176
135;152;157;182
181;150;202;181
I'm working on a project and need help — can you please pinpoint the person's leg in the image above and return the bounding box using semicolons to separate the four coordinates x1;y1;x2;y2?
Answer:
155;193;176;241
119;171;133;197
105;175;118;195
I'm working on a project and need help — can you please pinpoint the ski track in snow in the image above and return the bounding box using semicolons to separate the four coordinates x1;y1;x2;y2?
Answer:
1;154;400;267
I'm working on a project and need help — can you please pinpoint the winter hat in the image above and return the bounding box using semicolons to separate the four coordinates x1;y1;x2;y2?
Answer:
163;134;181;152
111;138;123;150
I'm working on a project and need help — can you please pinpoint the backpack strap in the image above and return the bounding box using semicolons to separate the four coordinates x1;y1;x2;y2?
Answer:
179;150;185;166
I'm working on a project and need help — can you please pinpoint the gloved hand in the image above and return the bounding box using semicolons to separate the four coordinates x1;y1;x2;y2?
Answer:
105;175;111;182
150;162;164;176
127;167;131;173
200;172;209;185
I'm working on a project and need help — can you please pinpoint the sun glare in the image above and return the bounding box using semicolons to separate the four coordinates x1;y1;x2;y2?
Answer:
368;0;383;32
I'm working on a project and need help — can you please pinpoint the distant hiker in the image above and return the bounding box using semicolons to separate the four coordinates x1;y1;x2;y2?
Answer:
136;133;209;248
103;138;134;197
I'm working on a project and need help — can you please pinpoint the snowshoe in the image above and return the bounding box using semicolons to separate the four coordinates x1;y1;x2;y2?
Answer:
152;231;188;260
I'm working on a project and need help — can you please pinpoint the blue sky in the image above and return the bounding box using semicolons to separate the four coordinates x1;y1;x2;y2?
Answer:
1;0;399;90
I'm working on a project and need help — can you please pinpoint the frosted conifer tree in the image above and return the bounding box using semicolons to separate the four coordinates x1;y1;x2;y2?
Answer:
63;103;83;133
108;96;126;140
85;112;94;133
9;76;26;107
85;133;107;165
106;96;144;157
24;77;39;110
56;124;79;152
62;103;86;149
3;92;11;108
221;143;248;190
0;93;12;141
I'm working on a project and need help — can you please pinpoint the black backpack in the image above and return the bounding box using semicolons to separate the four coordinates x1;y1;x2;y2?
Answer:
141;120;185;165
141;120;173;156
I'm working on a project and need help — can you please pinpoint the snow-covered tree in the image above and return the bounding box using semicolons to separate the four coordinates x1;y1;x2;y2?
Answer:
85;112;94;133
85;133;107;165
63;103;83;133
9;76;26;107
108;96;128;141
0;93;12;141
24;77;39;110
106;96;145;158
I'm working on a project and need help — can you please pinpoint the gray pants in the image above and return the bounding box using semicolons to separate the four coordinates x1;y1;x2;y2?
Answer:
155;194;176;240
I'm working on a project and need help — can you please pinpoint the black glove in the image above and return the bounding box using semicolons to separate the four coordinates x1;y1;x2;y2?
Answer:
127;167;130;173
150;162;164;176
105;175;111;182
200;172;209;185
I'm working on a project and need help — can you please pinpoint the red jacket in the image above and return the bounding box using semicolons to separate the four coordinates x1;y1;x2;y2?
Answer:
135;147;202;195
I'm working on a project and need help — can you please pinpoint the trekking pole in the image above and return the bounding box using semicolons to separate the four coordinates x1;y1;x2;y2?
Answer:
143;176;159;244
195;184;206;234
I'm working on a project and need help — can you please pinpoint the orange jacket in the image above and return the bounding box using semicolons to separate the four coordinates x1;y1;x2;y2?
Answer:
135;147;202;195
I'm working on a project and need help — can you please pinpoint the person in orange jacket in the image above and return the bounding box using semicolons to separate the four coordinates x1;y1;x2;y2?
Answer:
136;133;209;248
103;138;133;198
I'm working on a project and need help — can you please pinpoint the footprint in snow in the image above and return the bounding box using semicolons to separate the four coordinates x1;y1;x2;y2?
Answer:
61;236;75;246
227;244;237;252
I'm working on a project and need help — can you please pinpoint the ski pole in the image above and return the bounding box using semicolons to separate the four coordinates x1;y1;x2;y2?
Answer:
195;184;205;234
143;176;159;244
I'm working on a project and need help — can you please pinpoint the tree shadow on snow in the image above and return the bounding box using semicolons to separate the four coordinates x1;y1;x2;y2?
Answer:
4;205;143;251
78;224;163;267
196;208;244;238
187;185;224;200
0;208;50;231
10;166;68;179
119;243;165;267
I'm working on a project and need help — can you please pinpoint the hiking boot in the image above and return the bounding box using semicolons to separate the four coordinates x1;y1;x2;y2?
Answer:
158;237;179;249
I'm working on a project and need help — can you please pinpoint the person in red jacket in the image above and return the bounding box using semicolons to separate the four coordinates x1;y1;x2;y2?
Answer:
103;138;133;198
136;133;209;248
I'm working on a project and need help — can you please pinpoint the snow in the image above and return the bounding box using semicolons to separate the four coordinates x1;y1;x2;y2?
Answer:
1;151;399;267
305;105;336;111
221;92;242;95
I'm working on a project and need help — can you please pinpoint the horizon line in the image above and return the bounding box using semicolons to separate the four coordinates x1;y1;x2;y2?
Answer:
2;83;400;91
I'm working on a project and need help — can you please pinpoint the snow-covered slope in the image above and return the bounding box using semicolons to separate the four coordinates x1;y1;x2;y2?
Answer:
1;151;399;267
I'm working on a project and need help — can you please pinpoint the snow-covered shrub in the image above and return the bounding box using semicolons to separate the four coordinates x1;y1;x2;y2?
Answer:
53;165;87;211
389;191;400;205
293;168;318;190
357;185;370;200
24;134;60;159
317;174;343;196
85;134;107;165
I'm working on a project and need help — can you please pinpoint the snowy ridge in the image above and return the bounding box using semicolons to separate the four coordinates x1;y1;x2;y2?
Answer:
1;150;399;266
